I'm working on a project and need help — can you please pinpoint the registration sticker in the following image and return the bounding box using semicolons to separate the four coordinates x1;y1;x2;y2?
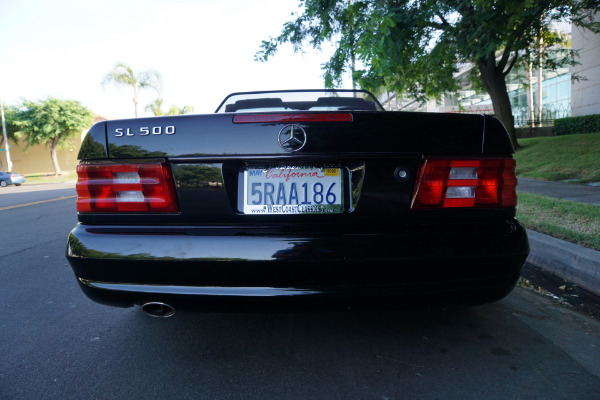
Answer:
243;167;343;214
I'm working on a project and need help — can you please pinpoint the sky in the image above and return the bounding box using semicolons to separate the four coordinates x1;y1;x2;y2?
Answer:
0;0;342;119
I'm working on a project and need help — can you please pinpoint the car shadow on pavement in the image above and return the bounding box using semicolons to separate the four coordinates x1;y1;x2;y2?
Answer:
97;295;599;400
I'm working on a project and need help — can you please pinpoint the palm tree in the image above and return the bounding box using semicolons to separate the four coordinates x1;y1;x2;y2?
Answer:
145;99;194;116
102;63;162;117
167;105;194;115
145;99;165;116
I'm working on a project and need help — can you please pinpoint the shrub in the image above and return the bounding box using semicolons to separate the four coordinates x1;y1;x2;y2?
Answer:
554;114;600;136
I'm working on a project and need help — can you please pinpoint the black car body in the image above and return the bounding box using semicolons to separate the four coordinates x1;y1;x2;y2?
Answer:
66;90;529;312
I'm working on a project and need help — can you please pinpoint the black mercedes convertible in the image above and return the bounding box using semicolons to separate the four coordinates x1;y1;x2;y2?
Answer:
66;90;529;315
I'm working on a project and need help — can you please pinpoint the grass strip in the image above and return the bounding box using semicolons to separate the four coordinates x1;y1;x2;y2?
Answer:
514;133;600;183
24;171;77;184
516;192;600;251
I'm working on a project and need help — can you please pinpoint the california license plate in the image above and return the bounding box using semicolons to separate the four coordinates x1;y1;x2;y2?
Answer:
243;167;344;214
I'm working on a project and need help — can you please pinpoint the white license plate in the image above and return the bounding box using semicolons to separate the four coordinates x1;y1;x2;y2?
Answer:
243;167;344;214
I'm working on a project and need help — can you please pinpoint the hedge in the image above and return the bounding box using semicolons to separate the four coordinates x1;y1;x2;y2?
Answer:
554;114;600;136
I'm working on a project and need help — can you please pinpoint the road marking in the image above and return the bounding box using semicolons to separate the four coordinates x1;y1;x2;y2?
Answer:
0;195;76;211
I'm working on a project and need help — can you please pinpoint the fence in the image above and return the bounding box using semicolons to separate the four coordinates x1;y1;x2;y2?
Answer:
512;103;572;127
442;103;571;127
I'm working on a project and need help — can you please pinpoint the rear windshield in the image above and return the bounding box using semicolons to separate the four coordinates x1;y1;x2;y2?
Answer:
215;90;384;113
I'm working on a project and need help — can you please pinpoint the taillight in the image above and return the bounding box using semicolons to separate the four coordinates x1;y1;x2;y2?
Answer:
76;161;179;213
232;113;353;123
411;158;517;209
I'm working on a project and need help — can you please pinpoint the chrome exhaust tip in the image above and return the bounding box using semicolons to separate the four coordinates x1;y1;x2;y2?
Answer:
141;302;175;318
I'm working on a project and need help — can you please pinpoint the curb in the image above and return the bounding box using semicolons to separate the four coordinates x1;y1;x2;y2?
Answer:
526;229;600;296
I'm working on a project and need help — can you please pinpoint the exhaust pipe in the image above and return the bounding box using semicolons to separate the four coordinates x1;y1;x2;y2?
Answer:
141;302;175;318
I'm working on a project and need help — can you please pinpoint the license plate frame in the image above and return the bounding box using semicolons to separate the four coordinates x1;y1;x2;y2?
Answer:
242;166;344;215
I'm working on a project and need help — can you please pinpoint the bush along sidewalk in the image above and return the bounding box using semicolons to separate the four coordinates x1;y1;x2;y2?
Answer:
554;114;600;136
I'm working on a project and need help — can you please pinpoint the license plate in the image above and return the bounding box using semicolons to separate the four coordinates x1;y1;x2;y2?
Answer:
243;167;343;214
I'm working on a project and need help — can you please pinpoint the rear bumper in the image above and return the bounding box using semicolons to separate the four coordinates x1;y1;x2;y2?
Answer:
66;221;529;310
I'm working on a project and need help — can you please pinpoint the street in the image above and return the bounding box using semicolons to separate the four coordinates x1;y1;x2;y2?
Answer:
1;184;599;400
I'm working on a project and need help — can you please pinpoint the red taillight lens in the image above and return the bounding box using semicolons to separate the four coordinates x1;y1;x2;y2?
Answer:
76;161;179;213
412;158;517;209
232;113;353;123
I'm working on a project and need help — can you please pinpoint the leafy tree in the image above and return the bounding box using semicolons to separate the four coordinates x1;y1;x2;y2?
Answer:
102;63;162;117
12;98;93;175
145;99;194;116
256;0;370;89
257;0;600;147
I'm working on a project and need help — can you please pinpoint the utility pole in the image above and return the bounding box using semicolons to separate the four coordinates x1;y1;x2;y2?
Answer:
1;98;13;171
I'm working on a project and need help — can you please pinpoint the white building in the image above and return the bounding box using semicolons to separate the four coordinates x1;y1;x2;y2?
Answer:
380;20;600;125
571;16;600;116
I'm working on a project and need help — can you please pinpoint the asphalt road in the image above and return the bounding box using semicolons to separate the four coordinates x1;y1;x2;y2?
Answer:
1;184;599;400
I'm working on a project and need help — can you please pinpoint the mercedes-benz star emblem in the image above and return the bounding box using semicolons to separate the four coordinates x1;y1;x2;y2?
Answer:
278;124;307;152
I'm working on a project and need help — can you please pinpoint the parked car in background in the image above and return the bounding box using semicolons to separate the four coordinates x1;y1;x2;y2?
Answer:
0;171;25;187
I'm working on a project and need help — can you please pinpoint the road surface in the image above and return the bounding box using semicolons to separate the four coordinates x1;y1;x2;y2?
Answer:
1;184;599;399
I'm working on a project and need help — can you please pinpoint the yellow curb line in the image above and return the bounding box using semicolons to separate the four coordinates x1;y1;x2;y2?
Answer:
0;195;76;211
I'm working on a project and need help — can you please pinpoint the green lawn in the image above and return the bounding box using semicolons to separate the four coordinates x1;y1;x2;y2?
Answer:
516;192;600;251
24;171;77;184
514;133;600;183
513;133;600;250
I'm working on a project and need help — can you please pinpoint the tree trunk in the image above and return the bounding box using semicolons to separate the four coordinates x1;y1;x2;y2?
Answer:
50;137;62;176
477;55;520;149
133;85;139;118
133;97;139;118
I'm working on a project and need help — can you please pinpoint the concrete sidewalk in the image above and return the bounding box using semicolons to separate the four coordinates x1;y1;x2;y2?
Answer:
517;177;600;295
518;177;600;206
